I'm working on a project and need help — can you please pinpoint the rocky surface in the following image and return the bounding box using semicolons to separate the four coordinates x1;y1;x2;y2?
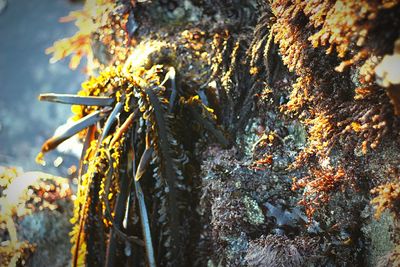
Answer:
2;0;400;266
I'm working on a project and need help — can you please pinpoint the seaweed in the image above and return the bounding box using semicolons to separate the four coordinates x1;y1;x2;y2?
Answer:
38;37;230;265
35;0;400;265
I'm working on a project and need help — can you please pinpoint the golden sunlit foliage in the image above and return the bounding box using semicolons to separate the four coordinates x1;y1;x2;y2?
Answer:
371;181;400;219
39;32;228;264
46;0;134;72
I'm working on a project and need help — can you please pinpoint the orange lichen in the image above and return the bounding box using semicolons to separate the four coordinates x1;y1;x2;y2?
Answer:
371;181;400;219
251;154;273;170
283;75;313;113
293;167;349;218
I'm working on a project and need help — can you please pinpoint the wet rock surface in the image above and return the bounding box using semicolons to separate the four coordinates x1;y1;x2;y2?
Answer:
191;83;398;266
194;110;399;266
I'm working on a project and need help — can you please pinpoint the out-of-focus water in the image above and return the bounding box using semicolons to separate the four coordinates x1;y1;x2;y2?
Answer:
0;0;85;176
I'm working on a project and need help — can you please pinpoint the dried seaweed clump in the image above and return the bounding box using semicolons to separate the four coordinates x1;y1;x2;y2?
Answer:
38;34;231;265
65;63;191;266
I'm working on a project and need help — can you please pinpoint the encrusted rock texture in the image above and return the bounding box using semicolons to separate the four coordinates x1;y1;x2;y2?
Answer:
185;1;400;266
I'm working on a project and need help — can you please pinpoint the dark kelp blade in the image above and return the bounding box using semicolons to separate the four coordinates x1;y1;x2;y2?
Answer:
39;93;114;106
99;100;124;143
40;108;111;154
134;180;156;267
135;147;154;181
105;154;132;267
145;88;181;262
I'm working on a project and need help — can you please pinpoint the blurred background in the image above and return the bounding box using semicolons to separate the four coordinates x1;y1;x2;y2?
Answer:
0;0;85;177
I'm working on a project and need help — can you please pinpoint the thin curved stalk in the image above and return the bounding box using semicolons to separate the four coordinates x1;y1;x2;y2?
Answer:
135;179;156;267
133;130;156;266
109;108;139;147
163;67;177;112
41;107;111;154
39;93;114;106
97;100;124;151
105;161;132;267
102;151;144;246
135;147;154;181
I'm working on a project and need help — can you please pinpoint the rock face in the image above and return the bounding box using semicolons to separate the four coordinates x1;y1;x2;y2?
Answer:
18;209;72;266
195;140;397;266
3;0;400;266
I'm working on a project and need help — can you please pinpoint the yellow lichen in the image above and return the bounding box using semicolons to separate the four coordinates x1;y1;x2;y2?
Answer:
371;181;400;219
293;167;349;218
